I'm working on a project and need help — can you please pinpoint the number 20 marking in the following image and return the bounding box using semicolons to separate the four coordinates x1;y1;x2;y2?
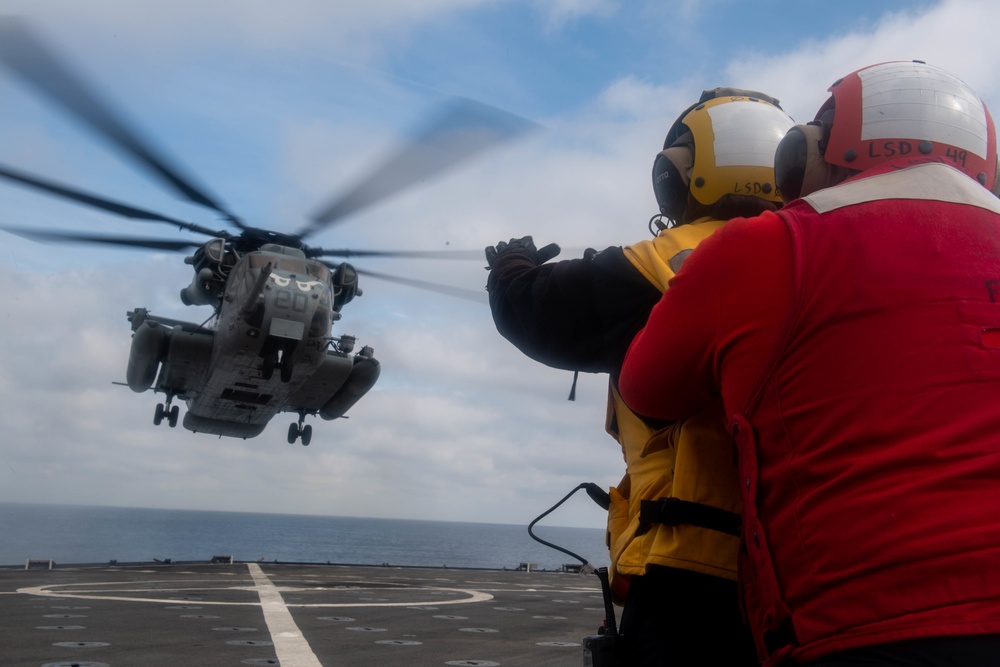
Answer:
275;289;309;312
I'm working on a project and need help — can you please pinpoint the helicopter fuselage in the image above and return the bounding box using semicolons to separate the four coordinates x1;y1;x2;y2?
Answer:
125;244;379;442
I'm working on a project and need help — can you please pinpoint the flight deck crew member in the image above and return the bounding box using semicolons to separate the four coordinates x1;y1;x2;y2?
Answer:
620;61;1000;666
486;89;794;666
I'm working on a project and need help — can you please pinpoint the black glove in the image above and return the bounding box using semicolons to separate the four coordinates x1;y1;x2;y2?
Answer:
484;236;561;269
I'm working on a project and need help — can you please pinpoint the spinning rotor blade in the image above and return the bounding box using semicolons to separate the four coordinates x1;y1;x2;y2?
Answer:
0;164;228;237
302;97;538;238
357;268;487;303
1;226;203;252
312;247;484;260
0;18;243;227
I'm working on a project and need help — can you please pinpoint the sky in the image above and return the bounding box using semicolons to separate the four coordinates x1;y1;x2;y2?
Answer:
1;0;997;539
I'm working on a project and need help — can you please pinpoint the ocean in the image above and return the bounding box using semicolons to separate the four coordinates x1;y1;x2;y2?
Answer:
0;502;610;571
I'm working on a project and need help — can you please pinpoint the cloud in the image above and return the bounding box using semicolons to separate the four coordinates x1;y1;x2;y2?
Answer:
722;0;1000;122
3;0;998;541
0;0;495;60
536;0;617;30
597;76;674;117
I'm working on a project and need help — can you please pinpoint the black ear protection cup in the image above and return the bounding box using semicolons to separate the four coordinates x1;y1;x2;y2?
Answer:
775;123;847;201
653;145;694;220
773;106;854;201
774;124;815;202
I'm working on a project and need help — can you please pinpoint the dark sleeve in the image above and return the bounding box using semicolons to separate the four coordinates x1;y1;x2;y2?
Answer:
619;213;793;420
487;246;662;374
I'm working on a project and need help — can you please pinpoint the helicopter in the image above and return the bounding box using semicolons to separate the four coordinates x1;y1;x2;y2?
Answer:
0;18;531;445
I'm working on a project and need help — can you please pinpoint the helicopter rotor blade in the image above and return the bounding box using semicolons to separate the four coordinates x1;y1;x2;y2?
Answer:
311;247;484;260
0;164;229;238
0;17;244;228
1;226;203;252
355;268;487;303
301;97;538;238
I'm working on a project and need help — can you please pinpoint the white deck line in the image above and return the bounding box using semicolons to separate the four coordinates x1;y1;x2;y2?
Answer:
248;562;324;667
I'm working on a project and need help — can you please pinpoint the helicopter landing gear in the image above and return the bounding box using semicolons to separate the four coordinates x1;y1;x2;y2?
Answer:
153;396;180;428
287;412;312;446
262;350;276;380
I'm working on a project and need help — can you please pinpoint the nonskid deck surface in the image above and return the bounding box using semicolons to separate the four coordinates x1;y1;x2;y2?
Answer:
0;562;606;666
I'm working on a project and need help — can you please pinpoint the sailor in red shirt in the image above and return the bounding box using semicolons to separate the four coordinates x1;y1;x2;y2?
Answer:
619;61;1000;666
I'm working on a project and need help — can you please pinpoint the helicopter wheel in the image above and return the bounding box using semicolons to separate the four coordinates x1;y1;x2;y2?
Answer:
287;422;299;444
280;358;293;383
153;403;165;426
168;405;179;428
300;424;312;446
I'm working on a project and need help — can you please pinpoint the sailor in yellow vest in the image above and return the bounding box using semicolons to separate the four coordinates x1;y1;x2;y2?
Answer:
486;88;794;666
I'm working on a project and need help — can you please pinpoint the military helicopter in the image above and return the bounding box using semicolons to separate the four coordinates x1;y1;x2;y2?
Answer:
0;18;530;445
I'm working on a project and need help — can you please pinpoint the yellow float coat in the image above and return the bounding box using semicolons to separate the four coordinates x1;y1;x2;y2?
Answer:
606;218;741;595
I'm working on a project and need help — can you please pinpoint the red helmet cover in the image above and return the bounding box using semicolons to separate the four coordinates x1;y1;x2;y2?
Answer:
822;61;997;187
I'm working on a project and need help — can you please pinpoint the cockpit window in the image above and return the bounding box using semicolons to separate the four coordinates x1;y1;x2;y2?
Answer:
277;258;307;274
249;255;271;270
306;262;329;281
245;254;328;282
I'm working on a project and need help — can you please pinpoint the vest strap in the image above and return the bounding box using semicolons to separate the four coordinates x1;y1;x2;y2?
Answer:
638;498;742;536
